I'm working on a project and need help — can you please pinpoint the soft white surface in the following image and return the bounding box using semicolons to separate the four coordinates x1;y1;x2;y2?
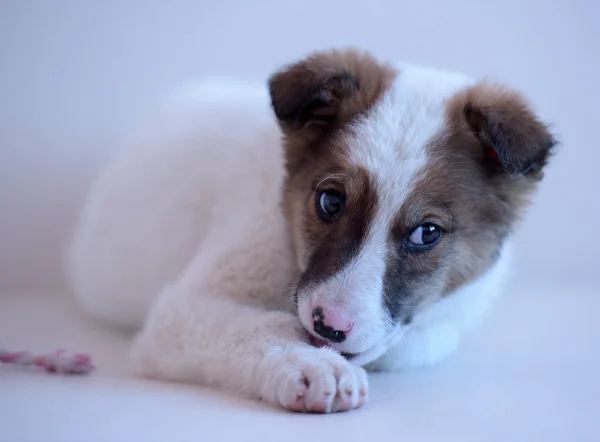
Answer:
2;283;598;442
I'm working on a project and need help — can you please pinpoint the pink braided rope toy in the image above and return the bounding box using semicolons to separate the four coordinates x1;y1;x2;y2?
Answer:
0;347;95;374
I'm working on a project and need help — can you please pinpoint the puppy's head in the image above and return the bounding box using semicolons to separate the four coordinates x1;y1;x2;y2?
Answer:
269;49;556;364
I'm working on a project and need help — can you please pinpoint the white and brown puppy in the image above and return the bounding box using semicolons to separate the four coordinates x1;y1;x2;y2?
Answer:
68;49;556;413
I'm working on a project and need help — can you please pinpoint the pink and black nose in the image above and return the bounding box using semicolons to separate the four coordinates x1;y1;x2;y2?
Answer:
311;306;354;344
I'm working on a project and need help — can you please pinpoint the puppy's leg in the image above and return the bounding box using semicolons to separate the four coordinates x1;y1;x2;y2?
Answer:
129;242;368;413
131;284;367;413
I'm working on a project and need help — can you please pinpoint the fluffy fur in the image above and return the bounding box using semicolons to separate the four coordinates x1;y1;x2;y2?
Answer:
67;49;555;413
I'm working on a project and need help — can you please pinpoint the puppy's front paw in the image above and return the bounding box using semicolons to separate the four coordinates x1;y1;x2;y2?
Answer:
261;346;368;413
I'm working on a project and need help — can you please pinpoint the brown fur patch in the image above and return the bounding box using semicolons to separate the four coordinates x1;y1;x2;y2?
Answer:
410;82;556;298
456;82;556;178
269;48;398;177
268;48;397;282
296;166;378;292
378;82;556;320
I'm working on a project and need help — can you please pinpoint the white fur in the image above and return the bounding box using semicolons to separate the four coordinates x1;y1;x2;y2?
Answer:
68;66;511;413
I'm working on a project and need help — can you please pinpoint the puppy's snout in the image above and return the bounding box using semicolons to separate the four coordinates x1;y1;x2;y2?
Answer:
311;306;354;344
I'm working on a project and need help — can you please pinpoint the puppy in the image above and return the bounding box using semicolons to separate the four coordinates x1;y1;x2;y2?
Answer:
68;48;556;413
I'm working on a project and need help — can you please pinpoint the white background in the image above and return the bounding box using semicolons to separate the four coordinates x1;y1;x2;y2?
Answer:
1;1;598;292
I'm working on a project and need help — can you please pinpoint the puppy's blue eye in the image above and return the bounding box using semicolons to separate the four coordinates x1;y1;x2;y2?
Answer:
317;190;344;221
408;224;442;247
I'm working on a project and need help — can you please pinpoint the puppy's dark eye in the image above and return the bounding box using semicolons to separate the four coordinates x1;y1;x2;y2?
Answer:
316;190;344;221
407;224;442;249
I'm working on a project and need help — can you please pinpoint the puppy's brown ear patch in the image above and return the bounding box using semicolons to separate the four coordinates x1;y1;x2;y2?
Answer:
452;83;557;180
270;71;357;129
268;49;396;137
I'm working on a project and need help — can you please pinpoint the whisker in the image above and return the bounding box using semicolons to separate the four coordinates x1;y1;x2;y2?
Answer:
281;281;300;308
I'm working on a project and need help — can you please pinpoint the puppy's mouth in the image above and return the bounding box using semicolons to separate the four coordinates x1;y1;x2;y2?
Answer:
308;334;349;354
307;326;403;367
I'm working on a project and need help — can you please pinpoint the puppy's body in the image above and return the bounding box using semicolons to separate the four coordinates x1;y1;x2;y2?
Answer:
70;80;296;327
68;50;554;413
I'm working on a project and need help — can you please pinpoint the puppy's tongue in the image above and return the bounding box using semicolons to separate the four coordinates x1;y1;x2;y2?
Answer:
308;334;356;361
308;335;330;348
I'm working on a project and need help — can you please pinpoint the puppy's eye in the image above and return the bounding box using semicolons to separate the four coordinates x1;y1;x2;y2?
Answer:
407;224;442;249
316;190;344;221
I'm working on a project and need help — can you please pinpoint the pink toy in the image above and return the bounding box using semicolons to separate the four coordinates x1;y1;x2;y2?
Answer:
0;347;94;374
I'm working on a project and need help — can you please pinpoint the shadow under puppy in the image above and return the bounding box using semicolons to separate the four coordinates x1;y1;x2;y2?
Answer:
68;48;557;413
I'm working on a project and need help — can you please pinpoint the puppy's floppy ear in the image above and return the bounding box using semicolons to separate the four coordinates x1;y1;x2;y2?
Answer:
461;83;557;179
268;53;358;136
268;49;393;137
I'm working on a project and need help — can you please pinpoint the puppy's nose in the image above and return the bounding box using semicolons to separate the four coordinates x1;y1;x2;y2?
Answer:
311;306;354;344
